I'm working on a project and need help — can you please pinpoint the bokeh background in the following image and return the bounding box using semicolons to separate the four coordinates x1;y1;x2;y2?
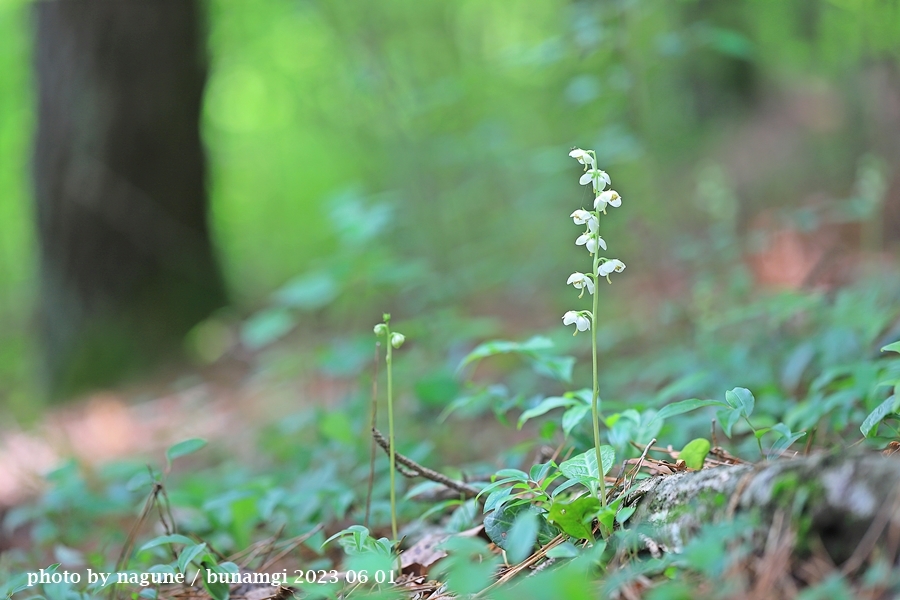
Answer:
1;0;899;416
2;1;900;583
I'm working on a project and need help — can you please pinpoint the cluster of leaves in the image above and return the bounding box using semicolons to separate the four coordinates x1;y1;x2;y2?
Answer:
4;269;900;600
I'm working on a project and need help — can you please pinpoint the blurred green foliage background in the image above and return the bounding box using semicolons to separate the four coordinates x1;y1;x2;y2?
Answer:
1;0;899;410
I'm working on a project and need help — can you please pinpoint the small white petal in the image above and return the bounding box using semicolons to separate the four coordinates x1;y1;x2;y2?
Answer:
568;148;595;166
581;169;611;192
587;214;599;232
575;233;591;247
594;196;607;211
597;236;607;251
575;315;591;331
563;311;591;332
598;190;621;208
586;237;598;254
599;171;611;188
571;209;591;225
596;190;617;206
567;272;595;295
598;259;626;277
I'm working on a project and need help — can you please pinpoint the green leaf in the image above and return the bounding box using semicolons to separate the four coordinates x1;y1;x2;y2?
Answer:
652;398;728;423
484;504;557;550
545;542;580;559
770;423;792;438
550;478;582;498
458;336;554;370
177;543;208;573
769;431;806;457
202;560;232;600
483;487;514;514
434;536;501;596
139;534;195;552
166;438;207;467
881;341;900;354
529;462;554;482
559;447;615;496
548;496;600;541
4;565;59;596
446;499;479;532
716;407;742;438
562;405;591;436
494;468;529;481
476;477;522;501
860;394;898;438
725;387;755;418
518;397;579;429
505;510;540;564
4;574;33;597
615;506;636;525
678;438;711;470
597;506;617;534
527;354;576;383
457;336;573;381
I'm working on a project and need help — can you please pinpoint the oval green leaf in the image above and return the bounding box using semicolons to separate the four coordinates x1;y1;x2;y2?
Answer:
679;438;711;470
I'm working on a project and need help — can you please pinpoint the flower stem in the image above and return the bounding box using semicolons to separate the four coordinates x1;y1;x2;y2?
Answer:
385;323;399;542
591;235;608;507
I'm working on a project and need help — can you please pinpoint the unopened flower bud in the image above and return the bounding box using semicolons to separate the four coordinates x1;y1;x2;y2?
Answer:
390;332;406;349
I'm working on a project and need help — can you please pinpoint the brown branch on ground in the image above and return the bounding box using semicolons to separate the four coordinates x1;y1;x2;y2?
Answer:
372;428;481;500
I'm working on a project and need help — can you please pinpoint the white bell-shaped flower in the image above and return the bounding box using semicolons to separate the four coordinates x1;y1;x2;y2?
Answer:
570;209;599;232
566;272;595;296
594;190;622;211
390;332;406;348
563;310;591;332
570;209;591;224
579;169;611;193
576;233;607;254
598;259;626;277
568;148;595;167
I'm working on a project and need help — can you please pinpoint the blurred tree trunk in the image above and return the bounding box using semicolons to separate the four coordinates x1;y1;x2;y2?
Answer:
32;0;227;396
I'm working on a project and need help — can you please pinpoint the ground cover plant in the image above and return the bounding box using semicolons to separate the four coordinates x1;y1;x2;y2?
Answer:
3;149;900;600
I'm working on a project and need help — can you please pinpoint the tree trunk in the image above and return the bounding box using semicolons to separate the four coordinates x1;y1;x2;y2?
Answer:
623;452;900;585
32;0;227;395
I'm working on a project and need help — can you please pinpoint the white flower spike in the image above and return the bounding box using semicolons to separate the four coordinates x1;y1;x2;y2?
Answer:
594;190;622;212
563;310;591;333
576;233;607;254
569;148;595;167
579;169;611;193
598;259;626;279
567;272;595;296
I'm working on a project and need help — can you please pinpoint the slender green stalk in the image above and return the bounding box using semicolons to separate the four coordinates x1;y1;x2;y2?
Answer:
591;250;607;507
385;323;398;542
